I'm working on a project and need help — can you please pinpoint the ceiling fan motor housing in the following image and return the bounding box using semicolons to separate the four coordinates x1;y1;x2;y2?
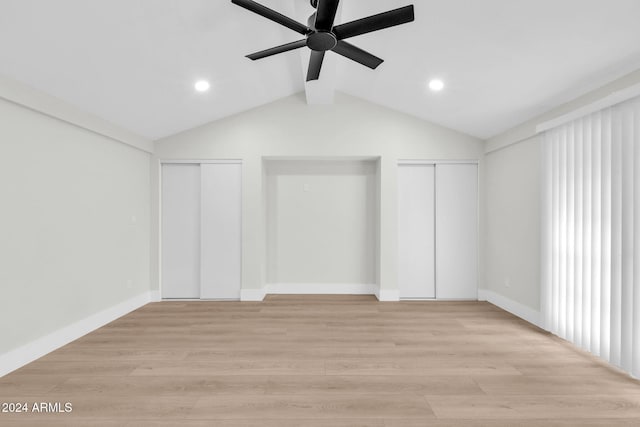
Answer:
306;31;337;51
306;12;337;51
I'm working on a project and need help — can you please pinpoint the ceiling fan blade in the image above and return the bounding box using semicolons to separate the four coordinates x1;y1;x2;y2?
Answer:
247;40;307;60
333;5;414;40
232;0;310;35
314;0;340;31
306;51;325;81
331;40;383;69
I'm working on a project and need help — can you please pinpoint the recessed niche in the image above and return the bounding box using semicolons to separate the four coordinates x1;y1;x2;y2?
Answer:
264;158;379;294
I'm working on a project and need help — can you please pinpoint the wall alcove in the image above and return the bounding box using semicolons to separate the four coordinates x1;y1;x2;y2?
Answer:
263;157;380;295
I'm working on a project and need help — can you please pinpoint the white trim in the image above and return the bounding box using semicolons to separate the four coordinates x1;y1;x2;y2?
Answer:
484;129;537;154
0;291;153;378
149;290;161;302
397;159;479;165
375;288;400;301
478;289;543;328
263;156;379;162
536;82;640;133
155;159;163;301
159;159;242;164
240;288;266;301
0;74;153;153
265;283;376;295
484;134;543;155
399;297;477;301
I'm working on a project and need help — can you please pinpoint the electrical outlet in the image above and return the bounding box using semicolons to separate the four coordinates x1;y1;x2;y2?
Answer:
504;277;511;288
127;279;133;288
303;183;310;192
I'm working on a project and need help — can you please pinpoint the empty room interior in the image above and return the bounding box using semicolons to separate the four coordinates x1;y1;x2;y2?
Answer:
3;0;640;425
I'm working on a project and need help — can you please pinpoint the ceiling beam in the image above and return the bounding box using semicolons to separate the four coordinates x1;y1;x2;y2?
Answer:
292;0;342;105
0;74;153;152
299;49;337;104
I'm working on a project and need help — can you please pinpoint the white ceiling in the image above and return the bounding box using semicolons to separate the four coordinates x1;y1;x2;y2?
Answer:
1;0;640;140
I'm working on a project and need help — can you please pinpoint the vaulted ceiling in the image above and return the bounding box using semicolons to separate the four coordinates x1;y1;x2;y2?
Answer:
2;0;640;140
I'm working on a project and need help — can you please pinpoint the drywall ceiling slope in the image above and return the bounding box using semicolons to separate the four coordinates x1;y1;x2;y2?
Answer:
155;91;483;151
335;0;640;139
0;0;303;140
1;0;640;140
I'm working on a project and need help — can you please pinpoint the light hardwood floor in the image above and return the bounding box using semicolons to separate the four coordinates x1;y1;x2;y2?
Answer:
1;295;640;426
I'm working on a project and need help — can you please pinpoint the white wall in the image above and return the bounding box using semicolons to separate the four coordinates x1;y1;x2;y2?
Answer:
265;159;376;287
482;68;640;317
153;92;484;298
484;136;541;310
0;97;151;354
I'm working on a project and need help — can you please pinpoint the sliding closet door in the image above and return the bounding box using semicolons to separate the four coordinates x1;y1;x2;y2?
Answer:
398;164;436;298
200;163;242;299
161;164;201;299
162;162;242;300
436;164;478;299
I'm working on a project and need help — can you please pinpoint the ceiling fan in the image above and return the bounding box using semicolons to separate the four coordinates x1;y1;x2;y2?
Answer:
231;0;415;81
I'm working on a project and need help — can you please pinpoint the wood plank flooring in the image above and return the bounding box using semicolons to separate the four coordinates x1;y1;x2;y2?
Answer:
1;295;640;426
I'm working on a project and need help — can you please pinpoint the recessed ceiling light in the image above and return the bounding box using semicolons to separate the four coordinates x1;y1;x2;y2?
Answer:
194;80;210;92
428;79;444;92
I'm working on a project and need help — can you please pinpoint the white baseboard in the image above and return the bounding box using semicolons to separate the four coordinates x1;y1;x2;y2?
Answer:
265;283;376;295
478;289;543;328
240;288;266;301
149;289;161;302
0;291;153;378
375;288;400;301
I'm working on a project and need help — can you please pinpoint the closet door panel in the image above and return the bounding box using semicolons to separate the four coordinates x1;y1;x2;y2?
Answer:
398;164;436;298
161;164;201;299
200;163;242;299
436;164;478;299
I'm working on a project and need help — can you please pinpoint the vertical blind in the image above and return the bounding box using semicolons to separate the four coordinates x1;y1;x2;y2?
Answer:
542;96;640;377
